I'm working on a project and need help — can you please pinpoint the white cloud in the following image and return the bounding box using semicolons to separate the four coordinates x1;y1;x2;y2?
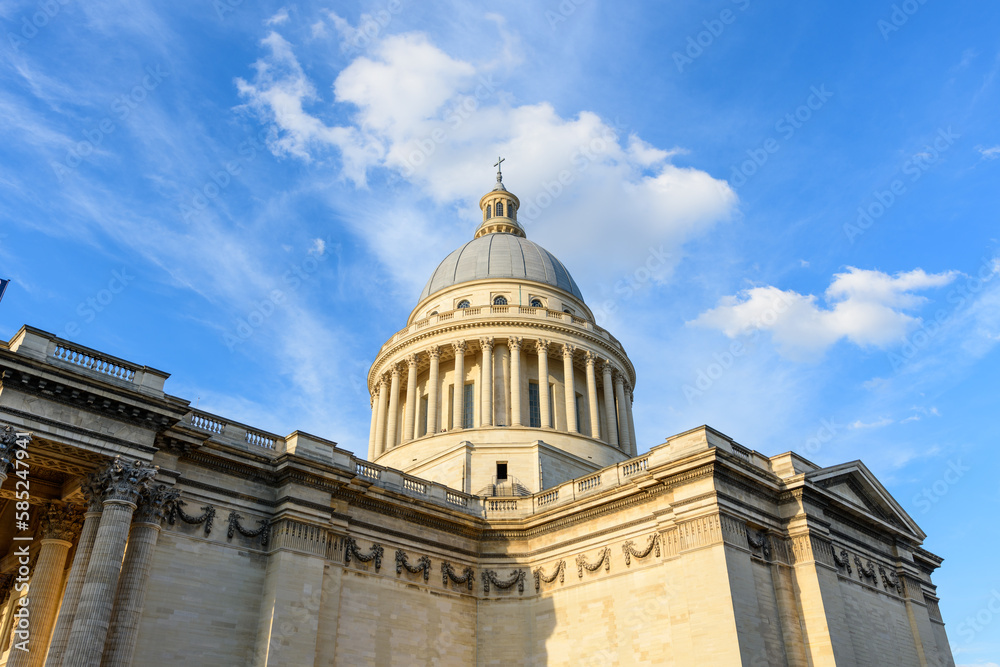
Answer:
266;8;289;26
977;145;1000;160
310;238;326;255
690;267;957;359
235;28;737;290
850;417;893;429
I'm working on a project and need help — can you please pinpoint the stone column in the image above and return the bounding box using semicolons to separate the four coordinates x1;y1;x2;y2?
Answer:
479;338;494;427
385;365;401;449
584;352;600;439
625;382;637;456
402;354;418;443
367;394;378;455
63;458;157;667
536;341;550;429
602;362;619;447
452;341;467;430
101;485;179;667
45;473;107;667
427;346;440;435
373;376;388;457
8;504;82;667
562;344;578;433
508;338;523;426
614;371;631;453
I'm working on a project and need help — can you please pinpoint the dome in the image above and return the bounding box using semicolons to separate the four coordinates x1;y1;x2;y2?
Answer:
419;233;585;301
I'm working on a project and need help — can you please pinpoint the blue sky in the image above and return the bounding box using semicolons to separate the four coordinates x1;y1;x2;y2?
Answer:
1;1;998;661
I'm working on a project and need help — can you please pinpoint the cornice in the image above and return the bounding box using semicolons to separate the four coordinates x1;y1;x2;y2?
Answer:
0;405;158;455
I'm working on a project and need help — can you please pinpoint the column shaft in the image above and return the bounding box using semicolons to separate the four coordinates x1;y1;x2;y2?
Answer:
9;538;72;667
373;378;388;457
480;339;493;427
537;341;550;429
62;501;138;667
452;342;467;430
509;338;522;426
100;522;161;667
562;345;578;433
614;372;631;453
402;355;418;443
385;366;401;449
602;363;619;447
625;384;637;456
427;347;440;435
45;510;101;667
585;352;600;439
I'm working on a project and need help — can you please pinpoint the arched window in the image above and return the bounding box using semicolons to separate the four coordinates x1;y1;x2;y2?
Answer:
485;204;492;219
563;309;572;314
530;299;543;308
508;200;515;219
493;295;508;306
496;201;504;217
457;300;471;309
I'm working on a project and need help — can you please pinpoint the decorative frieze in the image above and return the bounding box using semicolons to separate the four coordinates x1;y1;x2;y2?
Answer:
0;423;25;473
344;536;383;571
832;548;852;574
622;534;660;566
533;560;566;592
789;534;835;567
576;547;610;578
441;562;475;590
878;563;902;594
395;549;431;581
854;555;877;582
166;499;216;535
746;528;771;560
227;511;270;548
677;515;723;552
482;569;525;594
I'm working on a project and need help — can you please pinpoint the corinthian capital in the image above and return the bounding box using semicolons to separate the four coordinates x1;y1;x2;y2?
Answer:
583;350;598;366
101;456;159;506
428;345;441;360
405;353;418;368
508;336;522;353
535;339;549;355
479;336;494;352
135;484;181;525
601;361;615;376
452;340;467;354
562;343;576;359
40;502;84;542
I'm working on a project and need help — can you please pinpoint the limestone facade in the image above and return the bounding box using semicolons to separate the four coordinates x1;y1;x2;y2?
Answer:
0;174;955;665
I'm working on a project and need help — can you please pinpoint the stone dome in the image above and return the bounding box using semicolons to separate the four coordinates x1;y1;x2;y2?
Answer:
419;233;585;301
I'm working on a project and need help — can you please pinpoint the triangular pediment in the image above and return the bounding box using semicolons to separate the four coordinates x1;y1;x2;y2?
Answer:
808;461;925;540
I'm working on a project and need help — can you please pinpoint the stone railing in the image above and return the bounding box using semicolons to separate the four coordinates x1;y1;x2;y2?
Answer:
6;326;170;394
379;305;625;355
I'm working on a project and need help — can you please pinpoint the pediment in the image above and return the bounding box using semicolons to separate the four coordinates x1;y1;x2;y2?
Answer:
808;461;925;540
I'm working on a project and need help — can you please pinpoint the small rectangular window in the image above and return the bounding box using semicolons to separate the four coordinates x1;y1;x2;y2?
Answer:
463;383;474;429
528;382;541;428
496;462;508;480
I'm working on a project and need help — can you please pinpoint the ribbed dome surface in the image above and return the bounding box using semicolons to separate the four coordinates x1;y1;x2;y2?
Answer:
419;233;584;301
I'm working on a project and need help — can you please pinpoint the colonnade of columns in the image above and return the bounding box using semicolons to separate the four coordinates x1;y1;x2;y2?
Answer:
369;337;637;458
0;452;171;667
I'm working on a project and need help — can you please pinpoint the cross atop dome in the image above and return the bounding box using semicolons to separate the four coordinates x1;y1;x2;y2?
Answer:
476;159;523;239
